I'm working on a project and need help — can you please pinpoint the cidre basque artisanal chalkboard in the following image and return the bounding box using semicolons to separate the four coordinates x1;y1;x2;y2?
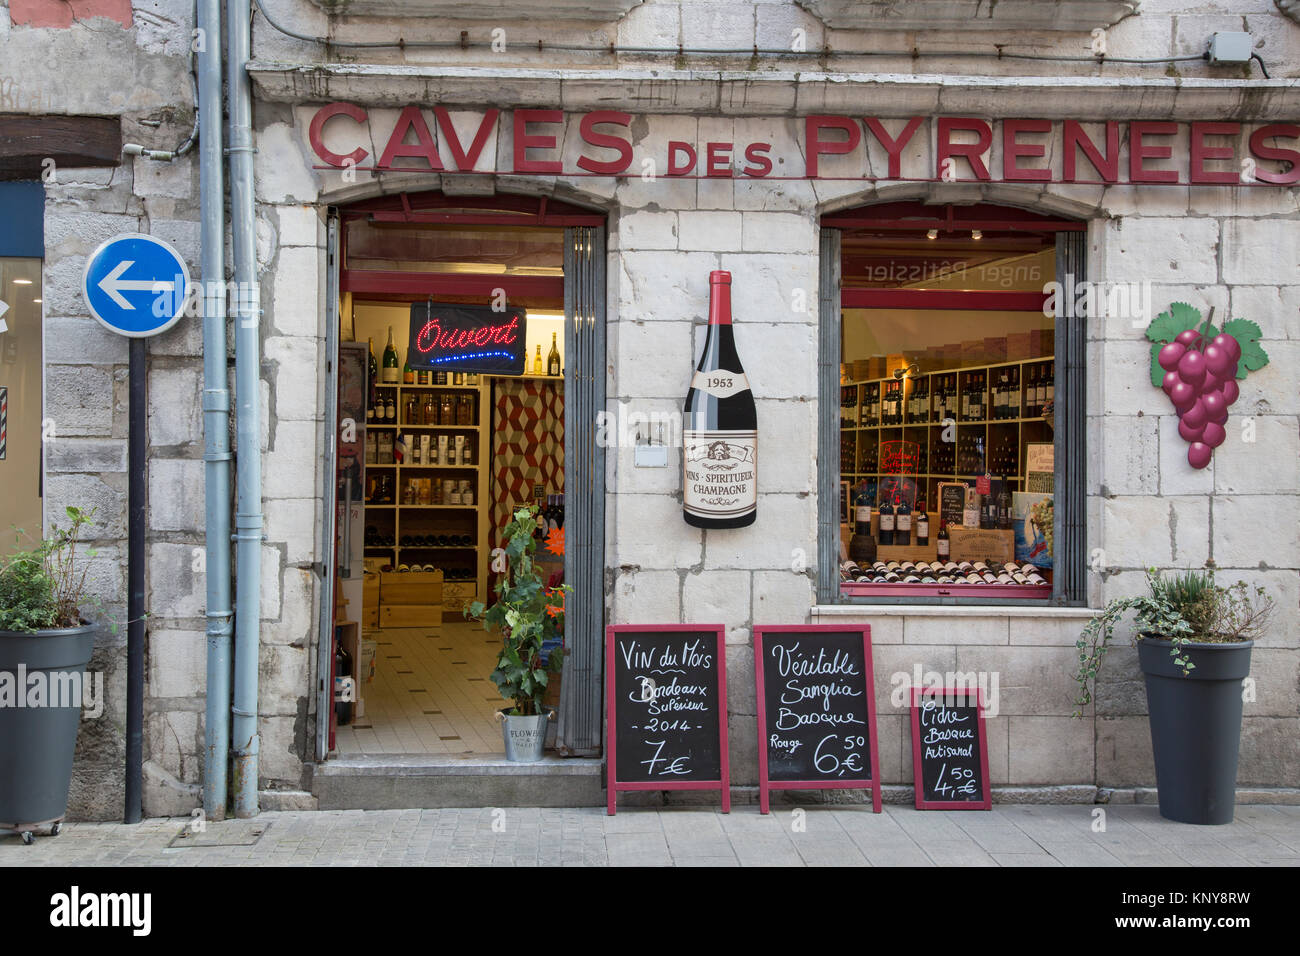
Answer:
605;625;730;815
753;626;881;814
910;687;991;810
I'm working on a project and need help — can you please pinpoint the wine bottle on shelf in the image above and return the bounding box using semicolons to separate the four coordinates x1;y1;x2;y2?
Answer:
877;496;895;547
367;337;379;412
937;519;951;560
533;345;544;375
547;332;562;377
403;361;415;385
1044;362;1055;406
998;478;1012;530
916;500;930;546
382;327;400;384
895;496;912;546
682;271;757;529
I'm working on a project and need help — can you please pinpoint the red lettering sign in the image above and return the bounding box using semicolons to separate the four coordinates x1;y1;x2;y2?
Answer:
577;111;633;175
1129;121;1178;183
513;109;563;173
937;118;993;181
806;115;861;178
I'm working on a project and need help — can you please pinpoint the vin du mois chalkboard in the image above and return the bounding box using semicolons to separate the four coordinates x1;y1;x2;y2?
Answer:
605;624;730;815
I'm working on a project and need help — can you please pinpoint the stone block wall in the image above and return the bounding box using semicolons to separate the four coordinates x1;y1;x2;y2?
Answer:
6;0;1298;816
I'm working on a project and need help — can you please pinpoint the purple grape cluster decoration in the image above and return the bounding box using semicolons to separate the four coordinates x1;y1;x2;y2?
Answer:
1146;303;1270;470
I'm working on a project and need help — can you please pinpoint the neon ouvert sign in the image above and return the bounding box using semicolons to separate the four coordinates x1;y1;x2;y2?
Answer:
406;303;528;374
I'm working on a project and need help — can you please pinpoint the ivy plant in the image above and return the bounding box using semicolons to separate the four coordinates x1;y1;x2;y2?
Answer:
464;505;570;717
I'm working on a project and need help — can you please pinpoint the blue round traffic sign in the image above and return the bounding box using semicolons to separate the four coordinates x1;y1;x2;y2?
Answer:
82;232;192;338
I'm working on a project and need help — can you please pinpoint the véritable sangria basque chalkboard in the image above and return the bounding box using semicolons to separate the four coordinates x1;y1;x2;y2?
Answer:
606;625;730;815
753;626;882;814
910;687;992;810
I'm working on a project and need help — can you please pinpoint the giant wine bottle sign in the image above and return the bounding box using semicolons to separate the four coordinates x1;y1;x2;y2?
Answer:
605;625;730;815
406;301;528;375
753;625;882;814
682;271;758;529
1146;303;1270;470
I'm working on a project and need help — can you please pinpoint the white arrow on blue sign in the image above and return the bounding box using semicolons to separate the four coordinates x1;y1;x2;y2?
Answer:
82;233;192;338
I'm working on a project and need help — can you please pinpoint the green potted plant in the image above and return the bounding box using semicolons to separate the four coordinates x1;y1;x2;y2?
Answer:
465;505;569;762
0;507;100;844
1074;565;1274;825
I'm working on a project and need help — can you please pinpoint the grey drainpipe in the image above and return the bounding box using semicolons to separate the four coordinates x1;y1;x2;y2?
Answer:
227;0;262;818
198;0;233;821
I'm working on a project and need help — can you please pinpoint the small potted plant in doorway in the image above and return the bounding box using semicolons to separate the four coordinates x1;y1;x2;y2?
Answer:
1073;565;1274;825
0;507;101;844
465;505;569;762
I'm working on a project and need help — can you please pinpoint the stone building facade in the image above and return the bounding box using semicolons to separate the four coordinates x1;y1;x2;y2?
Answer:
1;0;1297;817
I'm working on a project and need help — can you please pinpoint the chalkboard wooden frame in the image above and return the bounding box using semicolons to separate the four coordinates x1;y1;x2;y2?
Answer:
605;624;731;815
753;625;882;815
910;686;992;811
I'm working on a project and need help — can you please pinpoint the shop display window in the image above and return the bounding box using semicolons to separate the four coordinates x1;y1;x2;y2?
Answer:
829;204;1083;603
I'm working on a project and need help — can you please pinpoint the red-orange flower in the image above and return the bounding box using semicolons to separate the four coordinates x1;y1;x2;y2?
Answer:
545;526;565;556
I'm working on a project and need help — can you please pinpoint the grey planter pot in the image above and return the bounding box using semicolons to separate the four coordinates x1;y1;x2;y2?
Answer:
0;624;97;839
1138;636;1252;826
498;709;552;762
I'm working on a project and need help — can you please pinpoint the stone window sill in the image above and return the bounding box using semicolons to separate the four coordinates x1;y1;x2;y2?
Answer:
307;0;643;21
796;0;1141;32
812;604;1098;618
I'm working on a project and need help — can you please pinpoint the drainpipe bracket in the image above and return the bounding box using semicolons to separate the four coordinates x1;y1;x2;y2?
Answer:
203;388;231;413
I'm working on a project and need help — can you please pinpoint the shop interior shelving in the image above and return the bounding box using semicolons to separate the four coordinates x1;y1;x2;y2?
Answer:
840;355;1056;509
364;379;491;609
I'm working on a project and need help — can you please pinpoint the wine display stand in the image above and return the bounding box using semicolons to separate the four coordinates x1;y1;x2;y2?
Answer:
364;379;490;612
840;355;1056;510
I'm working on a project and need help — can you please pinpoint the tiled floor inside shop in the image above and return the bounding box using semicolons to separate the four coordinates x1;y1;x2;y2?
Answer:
333;621;506;755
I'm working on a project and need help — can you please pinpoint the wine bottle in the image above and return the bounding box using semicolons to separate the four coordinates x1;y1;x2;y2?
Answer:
877;496;895;546
682;271;758;529
937;519;951;560
367;337;379;410
403;361;415;385
382;327;400;384
916;500;930;546
895;496;912;546
533;345;544;375
547;332;562;376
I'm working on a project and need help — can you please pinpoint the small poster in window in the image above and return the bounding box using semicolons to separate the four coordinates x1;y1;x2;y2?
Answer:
1025;443;1054;474
1013;492;1054;569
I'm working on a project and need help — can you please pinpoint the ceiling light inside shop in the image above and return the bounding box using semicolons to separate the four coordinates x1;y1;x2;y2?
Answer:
926;229;938;240
971;230;983;240
12;278;32;285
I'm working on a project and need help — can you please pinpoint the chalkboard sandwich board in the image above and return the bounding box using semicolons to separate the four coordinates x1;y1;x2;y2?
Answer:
910;687;991;810
606;625;730;815
753;625;881;815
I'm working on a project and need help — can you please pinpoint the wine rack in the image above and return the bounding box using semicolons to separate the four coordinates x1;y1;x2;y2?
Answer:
363;379;491;605
840;356;1055;510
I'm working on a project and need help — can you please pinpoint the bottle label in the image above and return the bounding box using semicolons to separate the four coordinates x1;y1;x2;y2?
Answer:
897;514;911;533
688;370;752;401
879;514;895;531
683;429;757;519
937;540;950;558
854;505;871;525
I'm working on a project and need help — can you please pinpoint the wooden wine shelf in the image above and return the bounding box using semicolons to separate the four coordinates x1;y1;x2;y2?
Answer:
363;379;491;599
840;355;1055;509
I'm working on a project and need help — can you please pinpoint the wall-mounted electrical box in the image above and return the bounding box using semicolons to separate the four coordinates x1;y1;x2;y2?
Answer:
1208;32;1253;65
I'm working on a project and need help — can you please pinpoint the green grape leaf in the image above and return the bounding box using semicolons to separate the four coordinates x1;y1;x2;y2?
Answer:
1220;318;1270;378
1144;302;1202;344
1149;342;1166;388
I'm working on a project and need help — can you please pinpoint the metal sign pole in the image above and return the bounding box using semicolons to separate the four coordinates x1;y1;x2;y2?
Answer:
125;336;146;824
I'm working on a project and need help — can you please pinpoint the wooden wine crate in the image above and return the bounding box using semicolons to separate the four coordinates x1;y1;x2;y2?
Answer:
362;571;380;609
948;528;1015;564
380;604;443;628
442;580;478;613
380;569;443;606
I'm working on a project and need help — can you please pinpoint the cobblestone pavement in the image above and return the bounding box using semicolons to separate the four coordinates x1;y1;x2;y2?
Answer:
2;804;1297;867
